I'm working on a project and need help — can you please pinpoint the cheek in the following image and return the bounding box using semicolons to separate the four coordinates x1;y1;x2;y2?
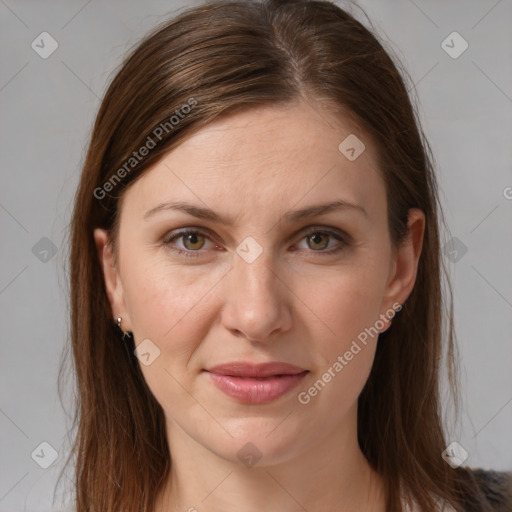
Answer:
293;267;385;416
121;248;227;353
122;239;389;362
299;260;388;351
120;253;228;408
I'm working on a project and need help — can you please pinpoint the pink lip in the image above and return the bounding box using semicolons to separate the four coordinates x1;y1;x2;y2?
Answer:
204;362;308;404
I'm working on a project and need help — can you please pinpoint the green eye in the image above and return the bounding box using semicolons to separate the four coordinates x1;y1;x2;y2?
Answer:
297;228;348;254
307;232;330;250
164;230;213;259
180;232;206;251
164;227;349;259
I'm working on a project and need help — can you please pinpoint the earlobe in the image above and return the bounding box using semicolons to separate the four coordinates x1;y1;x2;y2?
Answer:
381;208;425;318
93;228;130;328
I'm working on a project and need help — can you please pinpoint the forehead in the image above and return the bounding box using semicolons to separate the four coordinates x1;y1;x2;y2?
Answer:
121;100;385;222
170;101;374;171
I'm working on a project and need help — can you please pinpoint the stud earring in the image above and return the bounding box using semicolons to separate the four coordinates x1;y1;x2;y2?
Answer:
115;317;133;340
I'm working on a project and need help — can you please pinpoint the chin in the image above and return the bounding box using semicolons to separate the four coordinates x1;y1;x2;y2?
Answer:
201;416;313;468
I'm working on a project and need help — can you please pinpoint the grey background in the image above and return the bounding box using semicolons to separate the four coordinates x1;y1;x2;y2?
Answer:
1;0;511;510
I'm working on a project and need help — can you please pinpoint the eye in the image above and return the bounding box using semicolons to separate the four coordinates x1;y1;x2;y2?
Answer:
163;226;349;259
163;229;216;259
295;228;348;254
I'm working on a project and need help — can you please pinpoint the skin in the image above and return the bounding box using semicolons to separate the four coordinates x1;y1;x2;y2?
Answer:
95;99;424;512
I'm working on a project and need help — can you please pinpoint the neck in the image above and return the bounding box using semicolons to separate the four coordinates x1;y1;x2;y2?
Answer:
154;407;386;512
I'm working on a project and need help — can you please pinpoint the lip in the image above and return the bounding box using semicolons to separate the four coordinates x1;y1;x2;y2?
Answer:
204;362;308;404
206;362;307;378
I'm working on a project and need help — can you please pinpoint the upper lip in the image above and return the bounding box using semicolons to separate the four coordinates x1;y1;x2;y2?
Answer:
205;362;308;378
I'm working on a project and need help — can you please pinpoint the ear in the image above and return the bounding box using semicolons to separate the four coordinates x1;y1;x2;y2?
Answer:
93;228;131;330
379;208;425;329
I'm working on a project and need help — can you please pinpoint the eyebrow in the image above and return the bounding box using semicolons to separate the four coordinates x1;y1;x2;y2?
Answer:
143;199;368;224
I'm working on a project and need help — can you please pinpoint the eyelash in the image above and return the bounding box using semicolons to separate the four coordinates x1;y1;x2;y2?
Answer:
163;227;349;259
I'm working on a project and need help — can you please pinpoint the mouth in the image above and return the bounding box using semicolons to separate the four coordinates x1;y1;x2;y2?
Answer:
204;362;309;404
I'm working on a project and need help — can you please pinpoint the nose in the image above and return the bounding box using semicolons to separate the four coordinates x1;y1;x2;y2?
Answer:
221;246;292;343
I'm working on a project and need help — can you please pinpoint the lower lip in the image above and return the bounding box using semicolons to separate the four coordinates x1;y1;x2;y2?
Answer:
206;371;308;404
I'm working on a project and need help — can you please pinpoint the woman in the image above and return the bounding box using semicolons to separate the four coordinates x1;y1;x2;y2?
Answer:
62;0;512;510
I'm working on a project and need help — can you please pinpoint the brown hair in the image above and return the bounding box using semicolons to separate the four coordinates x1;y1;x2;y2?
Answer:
60;0;489;510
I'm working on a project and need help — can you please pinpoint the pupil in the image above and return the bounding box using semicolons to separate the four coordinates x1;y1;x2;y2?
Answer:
311;233;325;249
184;233;199;249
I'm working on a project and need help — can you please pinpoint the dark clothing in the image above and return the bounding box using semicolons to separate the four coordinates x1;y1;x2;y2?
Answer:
463;469;512;511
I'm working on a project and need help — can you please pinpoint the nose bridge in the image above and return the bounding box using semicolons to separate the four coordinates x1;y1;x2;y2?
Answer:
233;238;280;300
223;236;289;340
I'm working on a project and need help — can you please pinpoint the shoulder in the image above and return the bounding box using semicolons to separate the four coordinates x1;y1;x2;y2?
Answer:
407;468;512;512
462;467;512;512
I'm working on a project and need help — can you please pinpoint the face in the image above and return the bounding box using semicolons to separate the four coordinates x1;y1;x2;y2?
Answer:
95;100;424;467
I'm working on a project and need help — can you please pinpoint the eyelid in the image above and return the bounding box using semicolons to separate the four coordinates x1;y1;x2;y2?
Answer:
299;225;351;243
162;224;351;260
163;228;218;249
164;224;350;242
